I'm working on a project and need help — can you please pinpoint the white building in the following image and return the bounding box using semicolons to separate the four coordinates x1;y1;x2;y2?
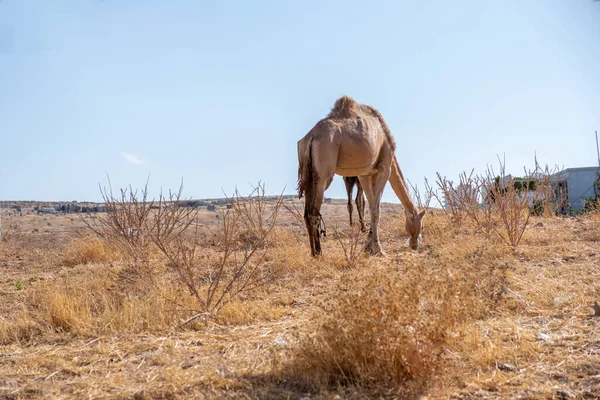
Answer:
551;167;600;213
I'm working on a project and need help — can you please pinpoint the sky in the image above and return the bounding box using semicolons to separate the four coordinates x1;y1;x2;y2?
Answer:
1;0;599;203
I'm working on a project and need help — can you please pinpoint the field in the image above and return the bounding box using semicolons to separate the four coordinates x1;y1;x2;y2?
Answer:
0;196;599;399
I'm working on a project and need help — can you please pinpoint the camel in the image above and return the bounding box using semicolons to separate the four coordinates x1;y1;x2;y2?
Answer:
343;176;367;232
297;95;425;256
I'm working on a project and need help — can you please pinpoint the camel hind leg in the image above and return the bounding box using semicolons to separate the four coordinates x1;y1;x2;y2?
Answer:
302;183;318;256
344;176;367;233
344;177;357;227
355;180;367;233
301;136;338;257
304;176;332;256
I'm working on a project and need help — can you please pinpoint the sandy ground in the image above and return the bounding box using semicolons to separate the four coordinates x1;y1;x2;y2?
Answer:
0;199;599;399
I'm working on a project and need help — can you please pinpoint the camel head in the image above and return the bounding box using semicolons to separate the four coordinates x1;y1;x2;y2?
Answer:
405;209;426;250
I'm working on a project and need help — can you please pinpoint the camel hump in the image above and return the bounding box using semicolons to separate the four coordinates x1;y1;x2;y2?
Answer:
327;95;360;119
327;95;397;152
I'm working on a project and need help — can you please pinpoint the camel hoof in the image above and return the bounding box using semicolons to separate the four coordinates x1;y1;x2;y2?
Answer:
369;247;386;256
365;241;384;256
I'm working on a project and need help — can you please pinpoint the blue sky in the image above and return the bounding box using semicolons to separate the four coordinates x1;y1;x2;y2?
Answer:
1;0;599;202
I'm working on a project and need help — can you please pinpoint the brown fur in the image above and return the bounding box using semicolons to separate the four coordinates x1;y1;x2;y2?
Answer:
363;105;396;152
327;95;362;120
344;176;367;232
327;96;396;151
298;95;423;256
299;95;398;199
297;135;314;199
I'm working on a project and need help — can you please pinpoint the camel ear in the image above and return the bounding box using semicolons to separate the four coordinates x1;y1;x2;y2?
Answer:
418;210;426;218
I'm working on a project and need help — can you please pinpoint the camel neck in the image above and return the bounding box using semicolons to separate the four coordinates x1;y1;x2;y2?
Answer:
389;156;418;215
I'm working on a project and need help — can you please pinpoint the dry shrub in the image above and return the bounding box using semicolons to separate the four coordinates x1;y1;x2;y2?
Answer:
481;170;533;247
81;178;198;294
283;273;442;395
281;259;507;396
83;181;154;260
530;164;561;217
433;158;559;248
282;200;304;226
61;237;117;267
226;181;278;237
332;223;365;269
432;171;478;225
408;178;433;211
81;178;171;285
277;218;516;396
153;182;284;325
8;180;287;337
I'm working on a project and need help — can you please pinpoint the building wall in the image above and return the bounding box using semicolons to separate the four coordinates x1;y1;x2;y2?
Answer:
567;168;600;211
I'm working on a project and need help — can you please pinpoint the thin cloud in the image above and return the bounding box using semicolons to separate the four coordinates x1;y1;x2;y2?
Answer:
122;152;146;165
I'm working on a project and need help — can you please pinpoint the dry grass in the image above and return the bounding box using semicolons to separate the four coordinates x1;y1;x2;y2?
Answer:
281;268;460;395
60;237;118;267
28;269;182;335
0;201;599;399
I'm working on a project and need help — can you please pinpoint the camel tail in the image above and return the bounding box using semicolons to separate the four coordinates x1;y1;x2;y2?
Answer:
297;134;315;199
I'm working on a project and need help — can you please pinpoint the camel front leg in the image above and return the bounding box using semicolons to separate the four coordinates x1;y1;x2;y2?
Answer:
359;166;390;256
358;175;380;255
